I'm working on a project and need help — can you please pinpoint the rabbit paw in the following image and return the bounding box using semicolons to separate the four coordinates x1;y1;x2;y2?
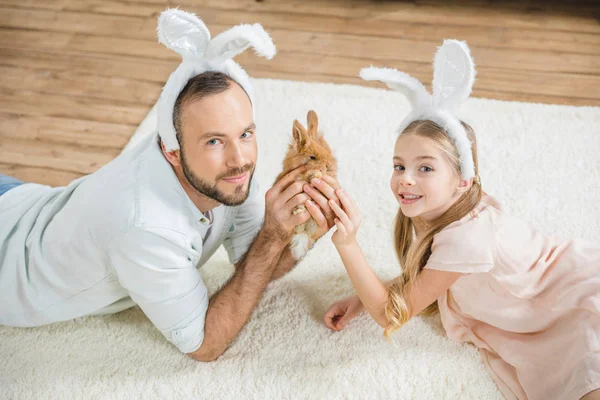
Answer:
293;205;306;215
307;170;323;181
290;233;313;260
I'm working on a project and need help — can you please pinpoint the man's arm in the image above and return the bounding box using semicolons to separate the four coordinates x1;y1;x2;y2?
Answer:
269;246;297;281
189;229;286;361
189;166;311;361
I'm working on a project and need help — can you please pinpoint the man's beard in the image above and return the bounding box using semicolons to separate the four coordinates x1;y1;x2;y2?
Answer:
180;148;254;207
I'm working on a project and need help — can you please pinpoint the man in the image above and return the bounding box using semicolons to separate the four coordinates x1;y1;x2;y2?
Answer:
0;14;340;362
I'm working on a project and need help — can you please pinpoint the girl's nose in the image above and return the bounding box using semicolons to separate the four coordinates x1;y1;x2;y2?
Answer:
399;173;416;186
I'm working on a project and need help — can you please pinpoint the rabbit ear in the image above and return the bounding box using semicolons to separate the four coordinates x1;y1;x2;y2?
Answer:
306;110;319;137
157;9;211;61
432;40;475;110
205;23;276;66
292;120;309;149
360;67;430;109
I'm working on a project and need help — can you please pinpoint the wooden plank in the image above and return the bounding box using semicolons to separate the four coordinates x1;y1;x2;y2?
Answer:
2;47;599;104
0;89;149;126
0;65;163;105
0;6;150;40
0;112;134;149
247;69;600;106
0;0;67;11
0;163;84;187
235;51;600;101
1;26;598;77
1;5;599;57
1;43;599;106
0;48;174;83
4;0;597;16
3;0;596;33
82;0;600;34
0;137;119;175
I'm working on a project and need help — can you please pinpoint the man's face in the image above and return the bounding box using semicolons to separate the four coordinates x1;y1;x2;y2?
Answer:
178;82;257;206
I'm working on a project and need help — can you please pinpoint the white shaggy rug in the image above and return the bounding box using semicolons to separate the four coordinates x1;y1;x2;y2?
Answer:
2;78;599;399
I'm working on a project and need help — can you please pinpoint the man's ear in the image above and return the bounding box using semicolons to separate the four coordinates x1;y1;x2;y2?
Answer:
161;140;182;167
456;178;473;193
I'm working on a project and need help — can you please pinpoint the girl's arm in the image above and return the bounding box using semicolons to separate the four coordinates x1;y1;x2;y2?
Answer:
328;188;462;328
333;241;389;327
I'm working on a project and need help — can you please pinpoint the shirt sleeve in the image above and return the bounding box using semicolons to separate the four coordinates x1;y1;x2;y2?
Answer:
222;176;265;265
424;212;495;274
107;228;209;354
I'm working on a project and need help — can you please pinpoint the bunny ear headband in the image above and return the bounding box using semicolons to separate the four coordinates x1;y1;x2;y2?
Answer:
360;39;476;180
156;9;276;151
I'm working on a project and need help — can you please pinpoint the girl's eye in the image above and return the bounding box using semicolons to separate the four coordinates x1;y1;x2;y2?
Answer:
241;131;253;139
420;166;433;172
393;164;404;171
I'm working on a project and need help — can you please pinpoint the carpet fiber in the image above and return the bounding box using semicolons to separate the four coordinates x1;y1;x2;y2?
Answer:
2;78;600;399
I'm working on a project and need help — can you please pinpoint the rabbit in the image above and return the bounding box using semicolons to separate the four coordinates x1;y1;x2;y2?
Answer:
275;110;337;260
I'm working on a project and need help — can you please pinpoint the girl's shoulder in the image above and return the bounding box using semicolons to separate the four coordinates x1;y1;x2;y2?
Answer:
426;193;500;274
440;192;502;236
467;192;504;220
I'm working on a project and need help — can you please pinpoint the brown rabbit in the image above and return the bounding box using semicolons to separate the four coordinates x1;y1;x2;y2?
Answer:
275;110;337;259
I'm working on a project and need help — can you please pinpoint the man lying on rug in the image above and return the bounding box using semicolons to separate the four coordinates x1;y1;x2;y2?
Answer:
0;10;339;361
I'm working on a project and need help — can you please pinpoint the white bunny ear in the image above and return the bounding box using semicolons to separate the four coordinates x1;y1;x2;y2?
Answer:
432;40;475;110
360;67;431;109
157;9;211;61
205;23;276;66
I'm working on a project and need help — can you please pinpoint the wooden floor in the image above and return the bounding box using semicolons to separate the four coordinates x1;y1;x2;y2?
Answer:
1;0;599;186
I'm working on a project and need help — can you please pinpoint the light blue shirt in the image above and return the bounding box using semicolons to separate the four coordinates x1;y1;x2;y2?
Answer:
0;132;264;353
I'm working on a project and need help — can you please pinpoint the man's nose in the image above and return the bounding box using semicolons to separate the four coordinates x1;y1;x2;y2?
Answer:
226;142;248;167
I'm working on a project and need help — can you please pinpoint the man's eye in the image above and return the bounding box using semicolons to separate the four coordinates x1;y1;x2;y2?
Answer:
207;139;220;146
241;131;253;139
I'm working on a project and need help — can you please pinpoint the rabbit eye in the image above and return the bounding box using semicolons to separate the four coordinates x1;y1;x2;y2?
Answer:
309;156;317;160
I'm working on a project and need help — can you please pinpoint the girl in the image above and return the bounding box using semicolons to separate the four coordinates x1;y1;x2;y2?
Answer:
322;41;600;400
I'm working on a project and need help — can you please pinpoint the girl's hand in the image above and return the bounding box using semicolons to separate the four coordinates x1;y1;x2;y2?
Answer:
323;295;364;331
329;188;361;246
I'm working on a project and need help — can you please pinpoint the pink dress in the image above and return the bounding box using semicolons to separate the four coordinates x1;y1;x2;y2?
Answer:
424;194;600;400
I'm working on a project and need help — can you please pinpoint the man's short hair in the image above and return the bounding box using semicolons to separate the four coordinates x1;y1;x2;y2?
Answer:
172;71;235;146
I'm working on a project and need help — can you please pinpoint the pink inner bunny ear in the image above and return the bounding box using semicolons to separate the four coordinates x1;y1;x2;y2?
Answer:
157;9;211;61
431;39;475;110
205;23;276;66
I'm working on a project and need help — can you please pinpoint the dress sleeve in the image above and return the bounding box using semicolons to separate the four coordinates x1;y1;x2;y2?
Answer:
424;211;495;274
222;176;265;265
107;228;209;354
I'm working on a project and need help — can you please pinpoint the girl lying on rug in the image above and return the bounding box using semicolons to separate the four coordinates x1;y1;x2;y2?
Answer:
320;40;600;400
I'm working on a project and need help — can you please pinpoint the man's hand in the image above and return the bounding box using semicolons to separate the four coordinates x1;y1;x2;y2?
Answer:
303;175;341;240
263;163;312;243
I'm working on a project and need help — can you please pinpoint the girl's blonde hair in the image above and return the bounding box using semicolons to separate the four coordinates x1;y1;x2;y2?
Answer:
384;120;482;337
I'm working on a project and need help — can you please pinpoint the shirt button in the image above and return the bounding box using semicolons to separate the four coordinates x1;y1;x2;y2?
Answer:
200;218;207;223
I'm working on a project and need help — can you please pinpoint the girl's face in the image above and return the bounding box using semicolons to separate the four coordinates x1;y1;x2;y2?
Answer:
390;134;465;222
